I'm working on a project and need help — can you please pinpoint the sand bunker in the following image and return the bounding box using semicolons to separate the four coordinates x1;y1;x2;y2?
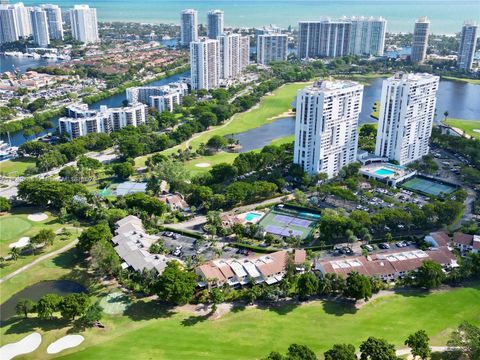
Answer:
473;129;480;133
47;335;84;354
9;237;30;248
195;162;211;168
27;212;48;222
0;332;42;360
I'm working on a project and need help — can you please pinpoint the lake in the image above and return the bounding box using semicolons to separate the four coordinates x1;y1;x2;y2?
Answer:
20;0;480;33
0;280;87;322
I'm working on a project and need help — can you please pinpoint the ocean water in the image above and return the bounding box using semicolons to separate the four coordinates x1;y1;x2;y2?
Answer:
21;0;479;34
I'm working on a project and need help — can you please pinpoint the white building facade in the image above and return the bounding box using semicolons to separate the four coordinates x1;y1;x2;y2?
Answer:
59;103;147;139
342;16;386;56
411;17;430;64
298;19;351;59
207;9;224;40
293;80;363;178
190;38;220;90
375;73;439;165
69;5;99;44
218;33;250;80
458;22;478;71
126;82;189;112
0;5;19;44
30;7;50;47
257;33;288;65
180;8;198;46
41;4;63;40
11;2;32;38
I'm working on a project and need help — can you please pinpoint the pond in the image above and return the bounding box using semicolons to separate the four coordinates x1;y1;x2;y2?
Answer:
0;280;87;322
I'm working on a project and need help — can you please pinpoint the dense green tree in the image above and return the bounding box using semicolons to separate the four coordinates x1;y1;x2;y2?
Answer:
90;239;121;276
18;141;52;157
0;196;11;212
360;337;397;360
324;344;357;360
156;261;197;305
448;322;480;360
79;302;103;326
112;162;134;180
206;135;228;151
344;271;372;302
124;192;167;216
36;293;62;319
77;155;102;169
36;150;67;172
210;163;238;183
30;229;55;247
15;298;36;318
297;272;319;301
60;293;90;320
78;222;112;253
415;260;446;289
405;330;431;360
188;185;213;207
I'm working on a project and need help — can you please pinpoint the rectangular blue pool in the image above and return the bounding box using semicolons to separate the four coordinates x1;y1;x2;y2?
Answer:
375;168;395;176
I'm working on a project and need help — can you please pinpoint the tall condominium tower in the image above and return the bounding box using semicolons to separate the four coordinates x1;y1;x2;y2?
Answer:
11;2;32;38
458;22;478;71
375;73;439;165
341;16;387;56
411;17;430;64
207;9;224;39
293;80;363;178
180;9;198;46
218;33;250;79
41;4;63;40
0;4;19;44
298;19;351;59
69;5;99;43
30;7;50;47
257;33;288;65
190;38;220;90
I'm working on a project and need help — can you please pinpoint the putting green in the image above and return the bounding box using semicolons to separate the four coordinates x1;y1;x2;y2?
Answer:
99;292;132;315
0;217;32;243
51;285;480;360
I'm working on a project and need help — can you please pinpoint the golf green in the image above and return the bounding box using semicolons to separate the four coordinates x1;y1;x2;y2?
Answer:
0;216;32;243
54;285;480;360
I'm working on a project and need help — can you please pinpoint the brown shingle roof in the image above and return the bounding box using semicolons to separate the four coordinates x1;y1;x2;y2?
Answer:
453;232;474;246
430;231;451;247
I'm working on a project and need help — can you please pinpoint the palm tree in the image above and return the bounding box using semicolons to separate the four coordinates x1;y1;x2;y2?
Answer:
9;247;20;261
443;111;449;122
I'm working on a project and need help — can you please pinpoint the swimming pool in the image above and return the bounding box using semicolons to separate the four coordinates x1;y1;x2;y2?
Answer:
245;212;263;222
375;168;395;177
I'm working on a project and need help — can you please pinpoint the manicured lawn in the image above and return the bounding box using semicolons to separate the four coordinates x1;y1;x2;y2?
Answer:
0;157;36;177
443;118;480;140
7;284;472;360
0;216;32;242
442;76;480;85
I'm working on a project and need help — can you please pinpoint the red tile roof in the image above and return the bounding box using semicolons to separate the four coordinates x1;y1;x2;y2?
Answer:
453;232;474;246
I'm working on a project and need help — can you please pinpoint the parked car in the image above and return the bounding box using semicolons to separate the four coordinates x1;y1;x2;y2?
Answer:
378;243;390;250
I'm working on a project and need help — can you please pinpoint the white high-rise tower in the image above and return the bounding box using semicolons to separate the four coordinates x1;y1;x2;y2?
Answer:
0;4;19;44
411;17;430;64
181;9;198;46
11;2;32;38
207;9;224;39
30;7;50;47
257;33;288;65
458;22;478;71
69;5;99;44
293;80;364;178
190;38;220;90
375;73;439;165
41;4;63;40
218;33;250;80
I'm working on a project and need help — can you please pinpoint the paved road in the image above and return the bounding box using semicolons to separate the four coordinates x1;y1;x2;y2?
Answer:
0;239;78;284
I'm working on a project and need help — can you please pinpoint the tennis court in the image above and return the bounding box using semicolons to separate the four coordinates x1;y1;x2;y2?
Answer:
401;176;457;196
259;206;319;240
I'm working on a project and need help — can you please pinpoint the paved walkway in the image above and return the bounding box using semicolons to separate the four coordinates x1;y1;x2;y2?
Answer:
395;346;455;357
0;239;78;284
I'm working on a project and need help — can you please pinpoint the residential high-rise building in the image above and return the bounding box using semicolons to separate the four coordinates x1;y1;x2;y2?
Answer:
59;103;147;139
180;9;198;46
458;22;478;71
257;33;288;65
11;2;32;38
126;82;189;112
298;19;351;59
255;25;280;44
41;4;63;40
30;7;50;47
218;33;250;80
341;16;386;56
207;9;224;39
375;72;439;165
190;38;220;90
0;4;19;44
69;4;99;44
411;17;430;64
293;80;364;178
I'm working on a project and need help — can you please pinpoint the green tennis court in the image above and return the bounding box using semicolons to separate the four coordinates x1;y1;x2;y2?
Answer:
258;207;319;240
401;176;457;196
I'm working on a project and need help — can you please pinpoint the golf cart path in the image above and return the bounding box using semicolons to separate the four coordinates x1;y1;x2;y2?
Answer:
0;239;78;284
395;346;455;357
